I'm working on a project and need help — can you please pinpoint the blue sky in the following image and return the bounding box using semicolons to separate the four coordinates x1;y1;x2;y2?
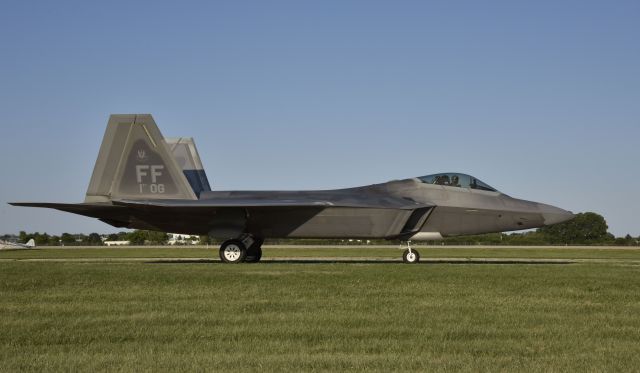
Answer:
0;0;638;236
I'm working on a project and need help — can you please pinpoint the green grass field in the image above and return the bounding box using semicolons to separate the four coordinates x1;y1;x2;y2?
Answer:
1;247;640;372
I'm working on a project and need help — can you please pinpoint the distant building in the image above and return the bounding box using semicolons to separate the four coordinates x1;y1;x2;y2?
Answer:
104;240;131;246
168;233;200;245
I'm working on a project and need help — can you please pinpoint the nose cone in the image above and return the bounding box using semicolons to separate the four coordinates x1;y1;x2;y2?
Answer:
540;204;575;226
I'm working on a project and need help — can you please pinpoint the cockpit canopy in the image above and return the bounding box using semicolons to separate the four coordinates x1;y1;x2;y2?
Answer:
418;173;498;192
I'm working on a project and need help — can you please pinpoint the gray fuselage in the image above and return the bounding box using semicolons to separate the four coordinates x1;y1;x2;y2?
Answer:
192;178;572;240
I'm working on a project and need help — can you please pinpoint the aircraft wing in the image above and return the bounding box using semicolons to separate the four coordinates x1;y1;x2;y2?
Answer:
10;198;434;238
11;196;430;211
112;196;432;210
110;198;434;239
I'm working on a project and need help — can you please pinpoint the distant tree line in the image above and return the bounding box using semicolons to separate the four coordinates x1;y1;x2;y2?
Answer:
13;231;105;246
126;231;169;245
5;212;639;246
441;212;637;246
10;230;169;246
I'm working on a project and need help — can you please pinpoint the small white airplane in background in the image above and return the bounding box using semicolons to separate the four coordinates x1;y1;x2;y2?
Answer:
0;239;35;250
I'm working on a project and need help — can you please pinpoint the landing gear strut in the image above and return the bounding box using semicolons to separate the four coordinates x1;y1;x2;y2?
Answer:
245;238;264;263
402;241;420;264
219;235;263;264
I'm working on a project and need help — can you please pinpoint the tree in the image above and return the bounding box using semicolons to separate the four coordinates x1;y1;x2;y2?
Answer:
538;212;609;245
127;230;147;245
48;235;61;246
60;233;76;246
125;230;167;245
19;231;28;244
146;231;168;245
34;233;50;246
615;234;636;246
87;233;103;246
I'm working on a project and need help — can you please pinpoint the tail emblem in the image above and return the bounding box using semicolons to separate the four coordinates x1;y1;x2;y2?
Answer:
137;150;148;161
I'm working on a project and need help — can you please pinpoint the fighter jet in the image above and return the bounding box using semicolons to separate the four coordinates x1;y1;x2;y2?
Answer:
10;114;574;263
0;239;35;250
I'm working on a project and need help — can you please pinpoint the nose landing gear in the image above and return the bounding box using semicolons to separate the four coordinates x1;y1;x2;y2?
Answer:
401;241;420;264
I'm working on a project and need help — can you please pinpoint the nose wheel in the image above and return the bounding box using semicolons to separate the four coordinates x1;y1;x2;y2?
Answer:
402;241;420;264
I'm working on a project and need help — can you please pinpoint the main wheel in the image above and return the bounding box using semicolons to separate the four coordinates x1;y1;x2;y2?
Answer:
402;249;420;264
245;238;264;263
245;247;263;263
219;240;247;263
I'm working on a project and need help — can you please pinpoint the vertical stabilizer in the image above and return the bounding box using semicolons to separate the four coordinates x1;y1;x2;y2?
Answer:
165;137;212;197
25;239;35;248
85;114;197;203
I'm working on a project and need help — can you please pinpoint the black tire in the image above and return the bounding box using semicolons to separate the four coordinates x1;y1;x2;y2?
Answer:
402;249;420;264
219;240;247;263
245;246;263;263
245;238;264;263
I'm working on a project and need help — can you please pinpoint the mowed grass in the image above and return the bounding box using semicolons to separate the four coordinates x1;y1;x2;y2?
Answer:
1;249;640;371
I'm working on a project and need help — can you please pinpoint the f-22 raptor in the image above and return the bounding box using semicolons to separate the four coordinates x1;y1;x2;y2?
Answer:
11;114;574;263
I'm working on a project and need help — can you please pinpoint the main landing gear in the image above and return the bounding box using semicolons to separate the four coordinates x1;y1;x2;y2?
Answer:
219;235;263;264
402;241;420;264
